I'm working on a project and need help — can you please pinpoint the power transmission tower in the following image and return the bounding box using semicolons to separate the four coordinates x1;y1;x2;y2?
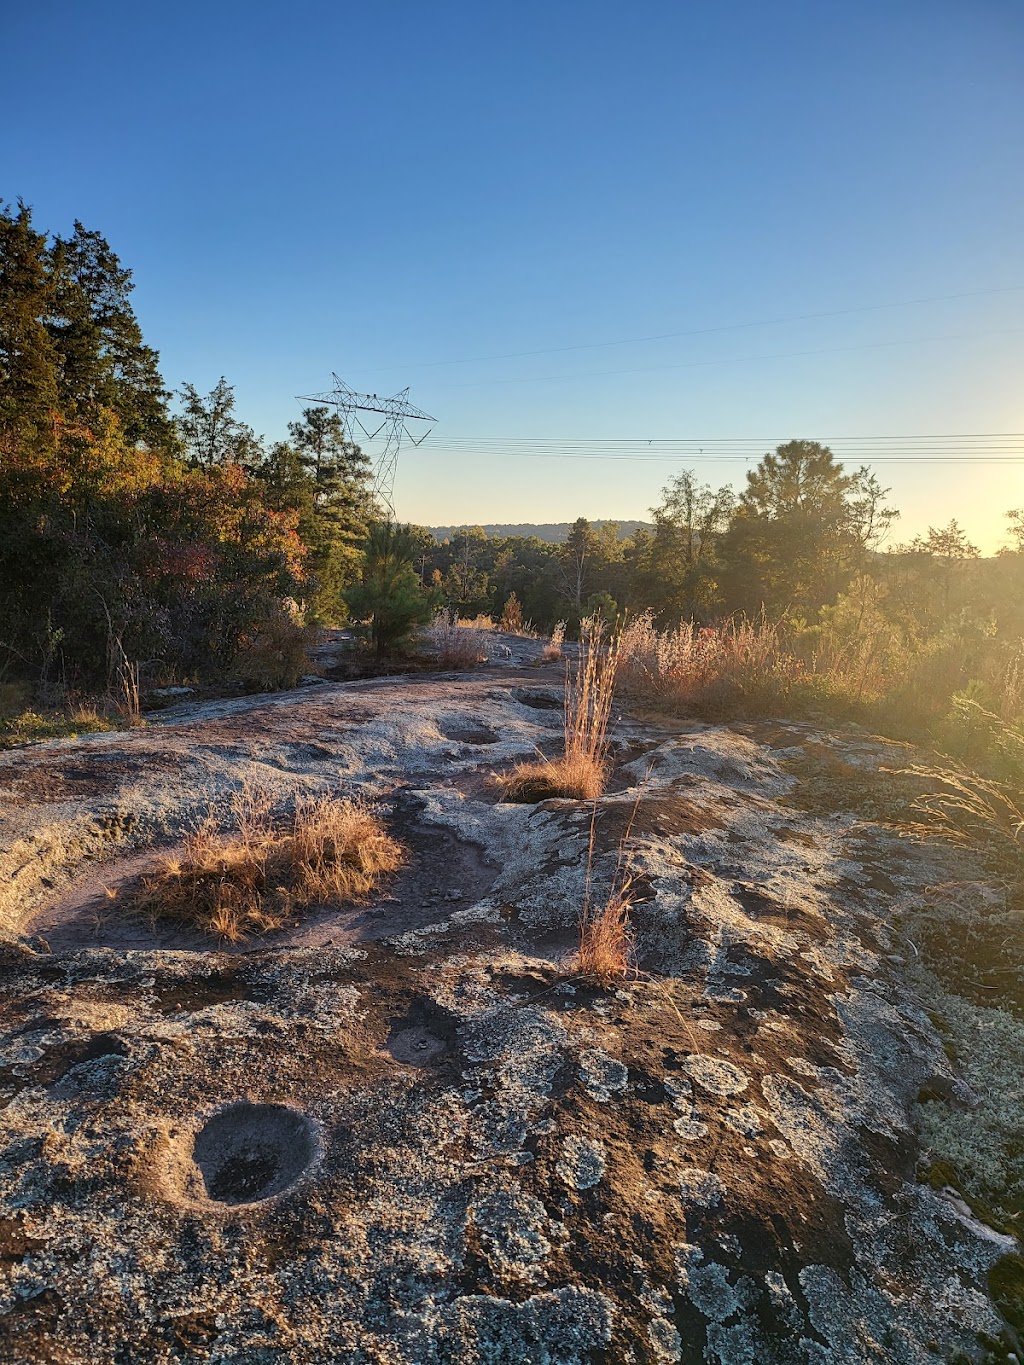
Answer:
296;376;435;515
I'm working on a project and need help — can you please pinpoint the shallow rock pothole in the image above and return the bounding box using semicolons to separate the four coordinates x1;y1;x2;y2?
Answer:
512;687;562;710
385;998;458;1068
191;1102;320;1205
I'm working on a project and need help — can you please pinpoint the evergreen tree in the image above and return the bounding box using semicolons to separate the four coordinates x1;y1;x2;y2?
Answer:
720;441;896;615
177;378;264;468
277;407;377;621
47;222;174;446
345;522;435;654
0;200;59;449
631;472;734;621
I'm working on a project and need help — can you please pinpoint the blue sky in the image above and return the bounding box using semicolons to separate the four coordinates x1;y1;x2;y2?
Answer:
4;0;1023;548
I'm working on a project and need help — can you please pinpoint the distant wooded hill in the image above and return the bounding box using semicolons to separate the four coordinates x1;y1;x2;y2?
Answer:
426;521;652;543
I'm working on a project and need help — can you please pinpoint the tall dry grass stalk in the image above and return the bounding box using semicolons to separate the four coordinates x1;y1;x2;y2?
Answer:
116;658;141;726
425;611;488;668
897;762;1024;867
541;621;566;663
133;785;403;941
574;797;638;984
496;617;619;802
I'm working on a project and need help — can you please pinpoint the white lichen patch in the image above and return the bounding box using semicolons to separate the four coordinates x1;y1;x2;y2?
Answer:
557;1135;607;1190
470;1187;555;1280
723;1103;765;1136
678;1168;724;1208
577;1047;628;1102
680;1053;750;1098
648;1315;682;1361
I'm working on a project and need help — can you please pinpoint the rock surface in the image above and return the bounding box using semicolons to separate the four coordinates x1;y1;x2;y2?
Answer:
0;640;1018;1362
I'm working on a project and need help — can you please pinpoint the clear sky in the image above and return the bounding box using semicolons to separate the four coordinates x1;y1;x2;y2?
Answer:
4;0;1023;550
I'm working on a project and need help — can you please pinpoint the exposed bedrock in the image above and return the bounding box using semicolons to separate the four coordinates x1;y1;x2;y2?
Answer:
0;665;1018;1362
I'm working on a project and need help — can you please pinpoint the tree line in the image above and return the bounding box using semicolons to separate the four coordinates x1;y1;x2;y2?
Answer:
2;198;1022;731
0;200;375;696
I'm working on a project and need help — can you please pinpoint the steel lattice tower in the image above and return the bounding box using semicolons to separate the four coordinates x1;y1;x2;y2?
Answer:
296;376;435;515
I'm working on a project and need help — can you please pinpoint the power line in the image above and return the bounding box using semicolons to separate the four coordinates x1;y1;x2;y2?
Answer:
428;326;1024;389
396;284;1024;369
415;432;1024;465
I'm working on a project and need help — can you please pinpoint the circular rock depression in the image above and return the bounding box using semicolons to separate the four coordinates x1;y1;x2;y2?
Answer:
192;1102;320;1205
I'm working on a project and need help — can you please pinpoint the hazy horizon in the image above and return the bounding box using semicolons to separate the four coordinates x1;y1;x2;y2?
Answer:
4;0;1022;551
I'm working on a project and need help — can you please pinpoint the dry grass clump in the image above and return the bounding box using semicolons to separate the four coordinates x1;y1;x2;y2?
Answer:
497;618;619;802
541;621;566;663
617;611;806;718
133;785;403;941
424;611;489;668
573;801;638;985
0;703;120;749
576;881;635;984
897;762;1024;868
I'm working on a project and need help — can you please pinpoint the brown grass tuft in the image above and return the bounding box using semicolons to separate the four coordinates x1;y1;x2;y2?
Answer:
425;611;489;668
496;617;619;802
573;798;638;985
494;752;607;803
576;882;635;984
541;621;566;663
133;785;403;941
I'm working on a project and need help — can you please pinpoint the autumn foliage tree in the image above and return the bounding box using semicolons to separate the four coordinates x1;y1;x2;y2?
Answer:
0;201;306;695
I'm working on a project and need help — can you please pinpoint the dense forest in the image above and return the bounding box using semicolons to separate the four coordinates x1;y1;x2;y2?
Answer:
2;200;1023;778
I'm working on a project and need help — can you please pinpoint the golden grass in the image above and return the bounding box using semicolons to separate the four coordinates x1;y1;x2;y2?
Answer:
573;797;638;985
495;751;608;803
496;618;619;802
133;785;403;941
425;611;489;668
616;611;807;718
896;762;1024;867
541;621;566;663
576;882;635;984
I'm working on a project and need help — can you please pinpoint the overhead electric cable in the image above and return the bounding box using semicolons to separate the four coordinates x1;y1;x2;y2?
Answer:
412;432;1024;465
397;284;1024;369
428;327;1024;389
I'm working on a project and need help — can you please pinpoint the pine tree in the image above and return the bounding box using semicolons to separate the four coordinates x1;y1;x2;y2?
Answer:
0;200;59;449
345;522;435;654
177;378;264;467
47;222;174;446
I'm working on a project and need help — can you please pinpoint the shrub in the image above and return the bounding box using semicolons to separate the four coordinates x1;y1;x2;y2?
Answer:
0;704;119;749
424;611;488;669
541;621;566;663
499;593;524;634
344;522;436;656
235;611;315;691
132;785;403;941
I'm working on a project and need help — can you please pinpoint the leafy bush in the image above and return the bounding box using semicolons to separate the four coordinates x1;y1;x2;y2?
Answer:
235;611;315;692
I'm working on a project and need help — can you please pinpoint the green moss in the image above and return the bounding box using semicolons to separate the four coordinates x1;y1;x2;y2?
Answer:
918;1160;1012;1237
0;709;120;749
989;1255;1024;1338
